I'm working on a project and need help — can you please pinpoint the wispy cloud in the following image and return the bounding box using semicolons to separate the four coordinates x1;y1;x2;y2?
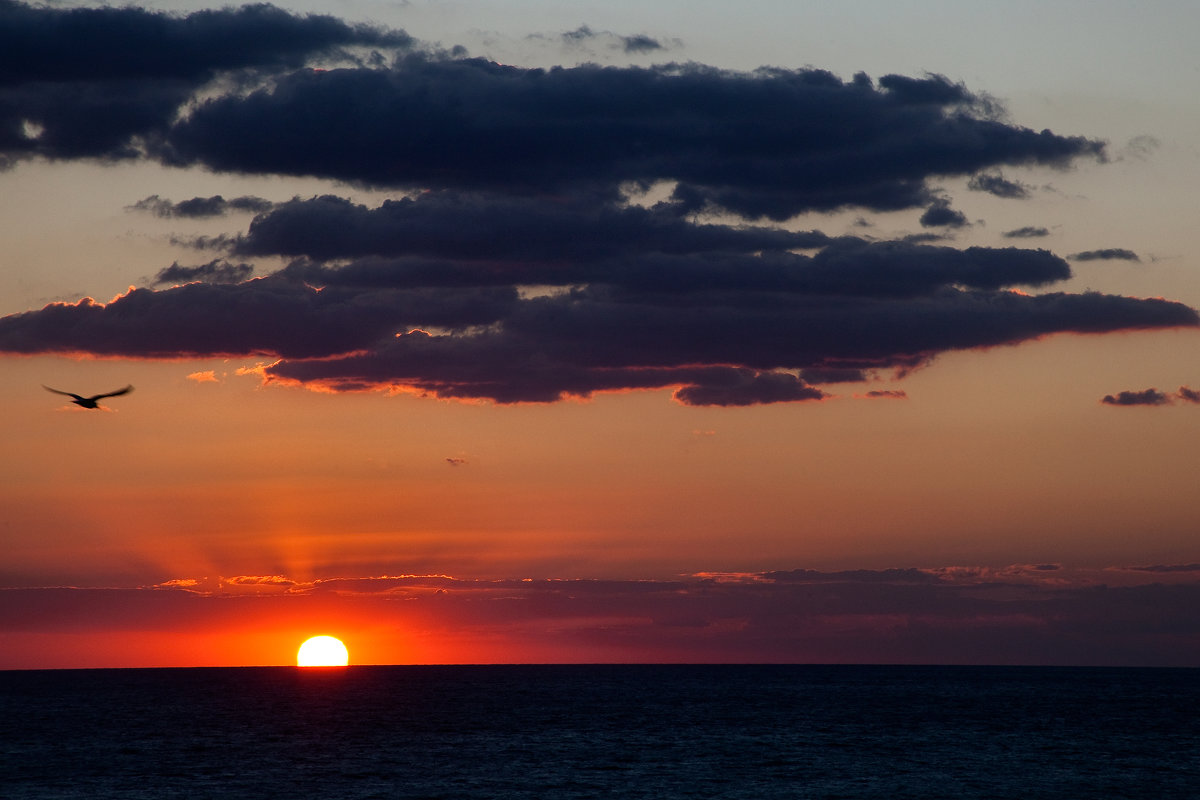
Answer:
1003;226;1051;239
1069;248;1141;262
129;195;274;219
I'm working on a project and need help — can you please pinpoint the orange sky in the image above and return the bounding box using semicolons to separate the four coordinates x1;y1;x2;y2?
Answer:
3;1;1200;669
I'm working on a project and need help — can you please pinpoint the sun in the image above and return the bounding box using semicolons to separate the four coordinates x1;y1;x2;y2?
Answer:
297;635;349;667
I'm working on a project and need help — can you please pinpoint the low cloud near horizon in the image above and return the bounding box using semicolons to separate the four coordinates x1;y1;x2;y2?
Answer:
4;564;1200;667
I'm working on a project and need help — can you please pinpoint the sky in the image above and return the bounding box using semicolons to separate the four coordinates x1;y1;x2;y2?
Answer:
3;0;1200;669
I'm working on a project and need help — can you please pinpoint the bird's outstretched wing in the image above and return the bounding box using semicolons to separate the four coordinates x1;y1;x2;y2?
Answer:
90;385;134;401
42;385;85;401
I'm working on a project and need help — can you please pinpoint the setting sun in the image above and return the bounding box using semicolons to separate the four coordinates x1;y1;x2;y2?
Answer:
297;635;349;667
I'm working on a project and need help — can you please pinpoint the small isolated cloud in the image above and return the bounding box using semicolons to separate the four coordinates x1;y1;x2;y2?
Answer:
673;370;826;407
860;389;907;399
446;456;467;467
919;198;968;228
1101;388;1170;406
968;172;1032;199
1003;226;1050;239
155;579;200;589
220;575;307;593
1069;248;1140;262
186;370;219;383
1176;386;1200;403
1102;386;1200;407
557;24;674;55
151;259;253;286
129;194;273;218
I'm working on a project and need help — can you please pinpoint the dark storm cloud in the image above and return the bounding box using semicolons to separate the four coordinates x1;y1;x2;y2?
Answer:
1003;226;1051;239
968;172;1032;199
1101;388;1170;406
0;1;411;161
150;259;254;286
129;194;274;218
1069;248;1140;262
162;59;1104;220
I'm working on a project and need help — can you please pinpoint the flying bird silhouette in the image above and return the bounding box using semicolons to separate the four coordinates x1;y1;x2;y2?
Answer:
43;384;134;409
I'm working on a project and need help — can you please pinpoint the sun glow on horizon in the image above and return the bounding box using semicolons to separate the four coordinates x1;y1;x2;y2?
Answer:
297;635;349;667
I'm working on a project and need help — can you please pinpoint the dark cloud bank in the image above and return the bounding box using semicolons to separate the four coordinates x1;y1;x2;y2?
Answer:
1;1;1193;406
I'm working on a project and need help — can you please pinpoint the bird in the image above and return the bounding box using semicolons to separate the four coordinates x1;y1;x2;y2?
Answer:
43;384;134;409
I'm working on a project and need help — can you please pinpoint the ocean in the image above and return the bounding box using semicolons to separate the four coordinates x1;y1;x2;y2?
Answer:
2;665;1197;799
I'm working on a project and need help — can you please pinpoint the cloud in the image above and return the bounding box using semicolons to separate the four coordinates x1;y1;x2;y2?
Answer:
672;370;825;407
557;24;672;54
0;10;1193;407
1003;226;1051;239
861;389;907;399
446;457;467;466
1176;386;1200;403
1101;388;1170;406
1101;386;1200;407
186;370;219;383
919;198;969;228
0;1;412;162
162;60;1104;220
232;192;836;262
1118;135;1160;160
1069;248;1140;262
151;259;254;286
2;251;1194;404
129;194;274;218
968;172;1032;199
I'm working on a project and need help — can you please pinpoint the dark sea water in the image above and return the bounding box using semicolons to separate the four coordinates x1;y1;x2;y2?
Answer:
2;665;1198;799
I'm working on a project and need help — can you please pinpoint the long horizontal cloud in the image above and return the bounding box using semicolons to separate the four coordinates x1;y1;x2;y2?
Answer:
232;192;836;262
1070;248;1140;262
162;59;1104;219
130;194;274;218
1101;386;1200;406
3;234;1193;403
